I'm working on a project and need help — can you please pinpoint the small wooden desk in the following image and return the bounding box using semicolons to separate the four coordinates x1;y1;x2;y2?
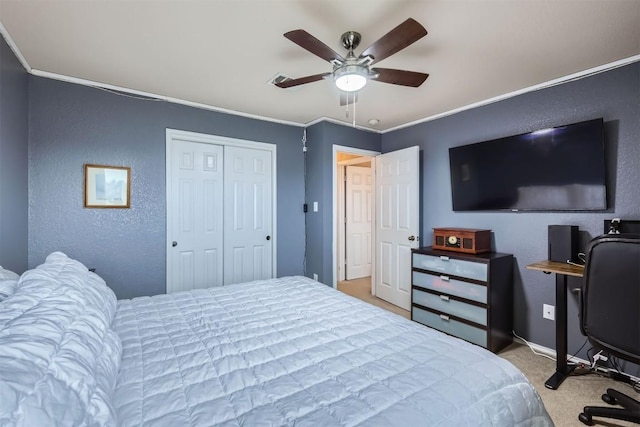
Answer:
526;260;585;390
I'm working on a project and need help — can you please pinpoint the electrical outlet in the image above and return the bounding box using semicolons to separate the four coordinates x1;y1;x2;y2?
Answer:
313;273;318;281
543;304;555;321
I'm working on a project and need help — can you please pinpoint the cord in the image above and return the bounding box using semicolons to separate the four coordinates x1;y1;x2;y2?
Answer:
567;337;589;364
566;260;585;268
94;85;164;102
302;128;308;276
512;330;589;365
610;355;640;392
512;330;556;361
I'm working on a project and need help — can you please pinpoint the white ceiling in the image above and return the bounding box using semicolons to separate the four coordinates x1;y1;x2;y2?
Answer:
1;0;639;132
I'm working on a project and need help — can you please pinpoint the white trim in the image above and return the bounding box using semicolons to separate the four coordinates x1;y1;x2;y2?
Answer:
332;145;380;290
305;116;382;133
382;54;640;134
3;16;637;135
166;128;278;291
31;69;304;128
512;336;640;383
512;336;565;361
0;22;32;73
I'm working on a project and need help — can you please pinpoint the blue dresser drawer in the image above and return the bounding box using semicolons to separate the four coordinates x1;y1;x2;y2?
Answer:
412;270;487;303
412;288;487;326
412;306;487;347
412;253;487;281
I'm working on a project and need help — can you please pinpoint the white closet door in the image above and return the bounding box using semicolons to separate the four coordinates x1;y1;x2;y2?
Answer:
168;139;224;292
223;146;273;285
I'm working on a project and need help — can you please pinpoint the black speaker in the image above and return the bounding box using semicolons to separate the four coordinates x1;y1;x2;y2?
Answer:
548;225;579;263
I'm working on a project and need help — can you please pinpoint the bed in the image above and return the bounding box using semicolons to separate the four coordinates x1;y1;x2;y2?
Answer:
0;252;553;426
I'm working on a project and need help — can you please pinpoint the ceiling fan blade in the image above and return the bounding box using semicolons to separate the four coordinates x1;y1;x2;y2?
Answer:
275;73;331;89
284;29;345;63
340;92;358;106
371;68;429;87
359;18;427;65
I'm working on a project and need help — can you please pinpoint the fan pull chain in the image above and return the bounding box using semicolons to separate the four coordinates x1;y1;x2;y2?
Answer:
352;95;356;128
345;95;350;118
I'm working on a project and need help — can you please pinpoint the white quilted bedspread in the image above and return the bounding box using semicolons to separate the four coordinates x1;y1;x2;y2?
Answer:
112;276;552;427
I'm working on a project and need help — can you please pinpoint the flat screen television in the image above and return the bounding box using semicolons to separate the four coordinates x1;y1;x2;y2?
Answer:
449;118;607;211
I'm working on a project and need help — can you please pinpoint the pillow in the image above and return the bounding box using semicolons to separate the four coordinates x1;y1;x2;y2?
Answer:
0;253;121;426
0;266;19;281
19;252;118;326
0;267;20;301
0;279;17;301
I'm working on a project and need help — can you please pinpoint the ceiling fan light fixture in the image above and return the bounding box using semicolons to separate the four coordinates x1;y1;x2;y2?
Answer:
334;65;368;92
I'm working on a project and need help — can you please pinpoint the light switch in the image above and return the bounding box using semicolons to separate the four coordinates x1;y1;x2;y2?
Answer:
313;202;318;212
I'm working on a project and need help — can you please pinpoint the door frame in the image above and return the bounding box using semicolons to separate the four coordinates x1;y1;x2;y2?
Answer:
166;128;278;291
332;144;380;290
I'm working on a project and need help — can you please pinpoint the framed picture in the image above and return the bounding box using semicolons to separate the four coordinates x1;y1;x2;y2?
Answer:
84;164;131;208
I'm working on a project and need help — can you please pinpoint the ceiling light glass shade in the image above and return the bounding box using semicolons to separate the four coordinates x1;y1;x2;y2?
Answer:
334;65;367;92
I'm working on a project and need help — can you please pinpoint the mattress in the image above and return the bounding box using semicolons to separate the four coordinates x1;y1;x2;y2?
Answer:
112;276;553;426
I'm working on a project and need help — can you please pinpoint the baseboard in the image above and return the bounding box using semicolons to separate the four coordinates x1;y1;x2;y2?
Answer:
512;337;640;383
512;337;589;366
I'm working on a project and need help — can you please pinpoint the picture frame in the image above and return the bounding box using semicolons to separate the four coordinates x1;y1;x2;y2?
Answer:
84;164;131;208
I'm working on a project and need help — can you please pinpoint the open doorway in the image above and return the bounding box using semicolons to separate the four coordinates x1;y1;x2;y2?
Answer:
338;157;373;280
333;144;420;314
332;145;379;298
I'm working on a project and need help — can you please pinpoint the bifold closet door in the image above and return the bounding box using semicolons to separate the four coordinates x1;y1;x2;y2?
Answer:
223;146;273;285
169;140;224;292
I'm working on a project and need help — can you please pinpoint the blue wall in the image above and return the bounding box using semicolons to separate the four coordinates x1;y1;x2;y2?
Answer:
0;36;28;273
303;121;381;284
4;29;639;373
382;62;640;368
28;77;307;299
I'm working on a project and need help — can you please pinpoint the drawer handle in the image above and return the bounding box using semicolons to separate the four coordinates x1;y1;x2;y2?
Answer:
440;275;450;281
440;295;450;302
440;314;450;321
440;256;450;261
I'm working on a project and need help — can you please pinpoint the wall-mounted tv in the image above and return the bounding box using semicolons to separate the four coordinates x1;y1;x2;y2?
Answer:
449;118;607;212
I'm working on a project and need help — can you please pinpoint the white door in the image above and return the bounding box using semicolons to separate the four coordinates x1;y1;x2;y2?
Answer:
375;146;420;310
345;165;372;279
223;146;273;285
168;139;224;292
167;130;276;293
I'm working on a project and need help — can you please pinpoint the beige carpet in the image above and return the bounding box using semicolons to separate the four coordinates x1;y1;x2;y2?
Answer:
338;277;639;427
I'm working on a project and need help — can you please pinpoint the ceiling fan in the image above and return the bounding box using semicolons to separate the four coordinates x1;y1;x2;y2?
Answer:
275;18;429;101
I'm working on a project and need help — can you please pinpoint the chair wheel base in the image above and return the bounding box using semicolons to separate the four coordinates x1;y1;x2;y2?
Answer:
602;392;616;405
578;412;593;425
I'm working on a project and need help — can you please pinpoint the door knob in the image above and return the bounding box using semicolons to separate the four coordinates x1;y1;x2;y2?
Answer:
172;241;178;247
408;236;416;241
266;235;271;241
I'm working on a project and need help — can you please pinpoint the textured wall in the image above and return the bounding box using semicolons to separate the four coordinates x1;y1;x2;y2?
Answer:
382;62;640;370
28;77;305;299
0;36;28;273
304;121;381;284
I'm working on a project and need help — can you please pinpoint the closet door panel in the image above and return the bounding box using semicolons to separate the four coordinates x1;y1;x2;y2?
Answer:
168;140;224;291
223;146;273;285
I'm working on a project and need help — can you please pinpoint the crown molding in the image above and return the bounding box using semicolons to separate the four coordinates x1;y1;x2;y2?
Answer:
2;22;637;135
381;54;640;134
0;22;31;73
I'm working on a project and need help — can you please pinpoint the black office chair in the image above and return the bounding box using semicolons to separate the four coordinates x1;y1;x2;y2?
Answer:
575;234;640;425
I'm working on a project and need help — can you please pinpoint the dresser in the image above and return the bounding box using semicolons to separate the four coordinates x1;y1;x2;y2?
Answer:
411;246;514;353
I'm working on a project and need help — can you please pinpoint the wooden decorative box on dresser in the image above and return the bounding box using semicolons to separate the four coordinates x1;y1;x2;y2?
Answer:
411;246;514;353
